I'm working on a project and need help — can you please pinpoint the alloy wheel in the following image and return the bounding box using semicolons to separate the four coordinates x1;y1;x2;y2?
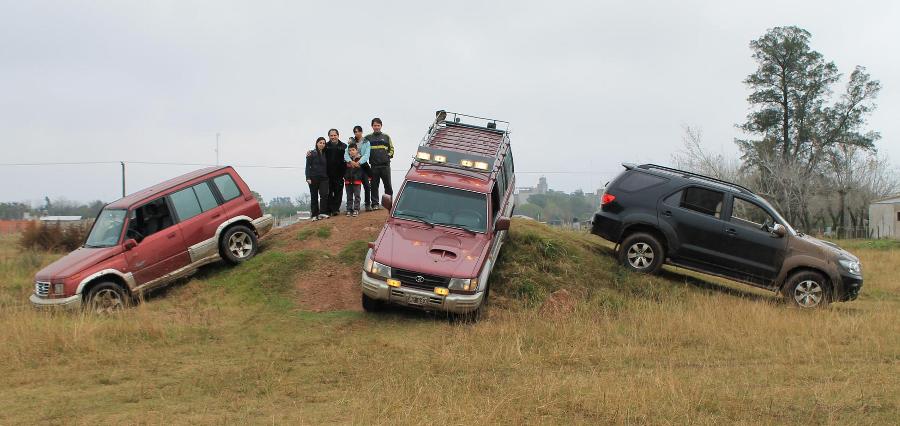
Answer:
793;280;823;308
627;242;654;269
91;288;124;313
228;231;254;259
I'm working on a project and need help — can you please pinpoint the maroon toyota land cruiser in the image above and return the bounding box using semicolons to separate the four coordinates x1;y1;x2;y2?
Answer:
361;111;515;321
30;166;274;312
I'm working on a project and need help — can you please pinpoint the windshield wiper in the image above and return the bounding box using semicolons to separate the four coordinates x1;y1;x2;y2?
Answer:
396;213;434;228
432;222;477;235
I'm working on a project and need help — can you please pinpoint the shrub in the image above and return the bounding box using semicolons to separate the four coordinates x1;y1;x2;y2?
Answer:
19;221;89;252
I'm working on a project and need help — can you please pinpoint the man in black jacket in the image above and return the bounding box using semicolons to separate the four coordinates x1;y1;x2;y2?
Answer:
364;118;394;209
325;129;347;216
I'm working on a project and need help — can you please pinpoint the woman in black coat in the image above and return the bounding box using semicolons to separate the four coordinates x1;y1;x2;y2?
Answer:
306;137;330;219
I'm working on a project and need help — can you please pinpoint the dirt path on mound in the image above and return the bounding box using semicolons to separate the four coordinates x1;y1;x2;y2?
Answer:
267;210;388;312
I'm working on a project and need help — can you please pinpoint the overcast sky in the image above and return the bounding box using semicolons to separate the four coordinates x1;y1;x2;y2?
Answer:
1;0;898;205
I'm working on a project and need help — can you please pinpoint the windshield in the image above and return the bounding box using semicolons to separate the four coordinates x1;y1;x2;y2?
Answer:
85;209;127;247
393;182;488;233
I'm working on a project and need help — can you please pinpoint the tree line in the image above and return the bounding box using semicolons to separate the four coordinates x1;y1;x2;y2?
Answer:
674;26;898;235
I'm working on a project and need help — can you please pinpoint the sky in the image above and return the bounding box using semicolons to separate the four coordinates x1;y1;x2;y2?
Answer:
1;0;898;206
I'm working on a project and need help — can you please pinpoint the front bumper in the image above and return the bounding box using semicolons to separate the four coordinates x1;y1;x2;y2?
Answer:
29;293;82;309
838;274;863;302
253;214;275;237
361;272;484;314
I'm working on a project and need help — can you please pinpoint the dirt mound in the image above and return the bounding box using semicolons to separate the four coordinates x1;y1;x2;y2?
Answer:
267;210;388;312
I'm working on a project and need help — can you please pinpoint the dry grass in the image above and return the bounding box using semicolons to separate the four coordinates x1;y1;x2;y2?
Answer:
0;223;897;424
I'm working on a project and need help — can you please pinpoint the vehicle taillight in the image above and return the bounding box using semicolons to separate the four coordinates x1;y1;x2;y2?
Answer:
601;193;616;206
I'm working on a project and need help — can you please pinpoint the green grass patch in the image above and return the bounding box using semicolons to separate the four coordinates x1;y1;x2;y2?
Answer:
834;239;900;251
338;240;370;267
203;250;313;309
316;226;332;239
296;229;315;241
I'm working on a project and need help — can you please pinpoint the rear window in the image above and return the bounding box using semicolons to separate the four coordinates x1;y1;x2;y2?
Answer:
170;187;203;221
615;172;668;192
213;174;242;201
681;187;724;218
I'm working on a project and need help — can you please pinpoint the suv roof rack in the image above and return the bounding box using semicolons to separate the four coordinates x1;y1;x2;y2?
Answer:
412;109;511;181
634;163;756;196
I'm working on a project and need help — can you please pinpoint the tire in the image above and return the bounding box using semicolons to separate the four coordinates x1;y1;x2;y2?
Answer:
86;282;130;314
220;225;259;265
618;232;665;274
451;284;489;324
361;293;383;312
782;270;831;309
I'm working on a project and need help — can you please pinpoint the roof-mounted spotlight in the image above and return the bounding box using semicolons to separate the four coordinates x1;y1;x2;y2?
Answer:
487;121;497;129
435;110;447;122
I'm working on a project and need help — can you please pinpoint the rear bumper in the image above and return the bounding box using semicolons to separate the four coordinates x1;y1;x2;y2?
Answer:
361;272;484;314
591;212;621;242
29;293;82;309
253;214;275;237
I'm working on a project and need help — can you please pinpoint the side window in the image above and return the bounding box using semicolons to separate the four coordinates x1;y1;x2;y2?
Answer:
616;172;668;192
127;197;174;241
194;181;220;212
491;184;501;220
731;198;775;230
663;190;682;207
496;163;507;197
213;174;242;202
170;187;203;221
680;187;724;218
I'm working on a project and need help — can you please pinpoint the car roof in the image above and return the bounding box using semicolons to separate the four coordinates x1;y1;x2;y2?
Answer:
403;166;492;193
625;163;758;198
106;166;230;209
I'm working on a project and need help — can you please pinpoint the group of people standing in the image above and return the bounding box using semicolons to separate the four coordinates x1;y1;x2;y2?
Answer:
305;117;395;220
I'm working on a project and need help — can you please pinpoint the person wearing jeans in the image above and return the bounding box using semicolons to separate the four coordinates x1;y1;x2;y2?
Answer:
324;128;347;216
344;125;373;211
306;137;330;220
363;117;394;209
344;144;364;216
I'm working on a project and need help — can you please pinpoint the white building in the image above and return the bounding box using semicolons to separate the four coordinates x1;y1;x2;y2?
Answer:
515;176;549;206
868;194;900;239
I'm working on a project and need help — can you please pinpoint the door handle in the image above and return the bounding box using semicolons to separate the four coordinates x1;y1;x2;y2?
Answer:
724;228;738;236
211;213;221;219
167;232;177;239
663;210;673;217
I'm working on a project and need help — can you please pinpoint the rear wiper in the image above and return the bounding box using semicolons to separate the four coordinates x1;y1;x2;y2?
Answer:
432;222;477;235
396;213;434;228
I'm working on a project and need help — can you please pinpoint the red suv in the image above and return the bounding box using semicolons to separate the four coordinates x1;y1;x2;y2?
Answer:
30;166;274;312
361;111;515;320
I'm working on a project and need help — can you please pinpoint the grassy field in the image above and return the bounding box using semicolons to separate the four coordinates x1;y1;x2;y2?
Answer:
0;221;897;424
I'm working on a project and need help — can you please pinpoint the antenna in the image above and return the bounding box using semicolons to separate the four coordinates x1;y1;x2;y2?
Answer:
216;133;220;165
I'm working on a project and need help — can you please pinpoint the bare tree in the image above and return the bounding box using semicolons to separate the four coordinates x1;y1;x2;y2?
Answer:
672;125;743;182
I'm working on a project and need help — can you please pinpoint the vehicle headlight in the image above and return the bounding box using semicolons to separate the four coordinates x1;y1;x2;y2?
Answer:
838;259;862;276
448;278;478;292
368;260;391;279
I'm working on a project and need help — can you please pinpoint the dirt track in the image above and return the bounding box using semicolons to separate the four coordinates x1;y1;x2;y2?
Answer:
266;210;388;312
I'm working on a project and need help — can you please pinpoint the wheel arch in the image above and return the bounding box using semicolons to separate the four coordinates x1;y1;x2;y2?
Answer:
779;266;834;294
78;270;135;298
215;216;258;240
620;223;669;251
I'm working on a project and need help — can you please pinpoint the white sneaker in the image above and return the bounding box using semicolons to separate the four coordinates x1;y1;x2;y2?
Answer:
318;214;329;220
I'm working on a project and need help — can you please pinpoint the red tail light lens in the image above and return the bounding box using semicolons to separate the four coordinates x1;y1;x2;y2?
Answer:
601;193;616;206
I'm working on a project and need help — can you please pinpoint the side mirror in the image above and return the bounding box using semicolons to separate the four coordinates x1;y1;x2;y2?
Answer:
771;223;787;238
495;217;511;231
381;194;392;210
124;239;138;251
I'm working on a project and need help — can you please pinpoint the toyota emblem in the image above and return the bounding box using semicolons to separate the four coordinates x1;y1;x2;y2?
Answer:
415;276;425;283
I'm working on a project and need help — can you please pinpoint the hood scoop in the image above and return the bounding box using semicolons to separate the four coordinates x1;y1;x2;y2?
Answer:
429;249;458;261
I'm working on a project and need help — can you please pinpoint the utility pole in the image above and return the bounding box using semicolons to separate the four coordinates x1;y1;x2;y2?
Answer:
120;161;126;197
216;133;220;165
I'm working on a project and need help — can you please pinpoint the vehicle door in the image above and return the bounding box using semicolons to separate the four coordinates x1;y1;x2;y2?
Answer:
719;196;787;284
124;197;190;286
658;186;731;270
169;181;226;262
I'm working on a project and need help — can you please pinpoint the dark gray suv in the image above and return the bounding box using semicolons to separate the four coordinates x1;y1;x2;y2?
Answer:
591;164;863;308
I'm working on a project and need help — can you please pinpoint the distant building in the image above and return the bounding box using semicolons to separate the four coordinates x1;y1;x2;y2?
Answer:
515;176;549;206
0;220;31;235
869;194;900;239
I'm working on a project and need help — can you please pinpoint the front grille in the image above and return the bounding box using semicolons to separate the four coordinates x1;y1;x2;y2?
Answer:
392;268;450;290
35;281;50;297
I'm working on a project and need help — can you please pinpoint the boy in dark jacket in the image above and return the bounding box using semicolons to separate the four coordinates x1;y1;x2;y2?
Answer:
306;137;330;220
363;118;394;209
344;144;365;217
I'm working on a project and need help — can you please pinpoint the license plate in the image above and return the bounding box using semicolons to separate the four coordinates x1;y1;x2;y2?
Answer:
407;295;429;306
